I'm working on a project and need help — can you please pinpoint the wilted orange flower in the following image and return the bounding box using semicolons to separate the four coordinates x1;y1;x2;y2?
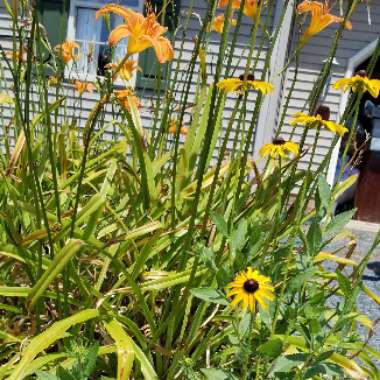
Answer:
73;80;95;94
297;1;352;43
105;59;141;81
168;119;188;135
212;14;237;33
5;47;25;62
54;41;80;63
218;0;261;20
96;5;173;64
114;89;141;111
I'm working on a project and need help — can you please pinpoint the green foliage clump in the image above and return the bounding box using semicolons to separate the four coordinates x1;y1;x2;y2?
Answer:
0;0;378;379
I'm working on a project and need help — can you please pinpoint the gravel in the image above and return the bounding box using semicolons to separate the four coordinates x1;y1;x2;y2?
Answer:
352;229;380;350
325;227;380;350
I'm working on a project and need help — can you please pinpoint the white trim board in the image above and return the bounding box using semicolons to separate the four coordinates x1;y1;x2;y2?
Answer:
253;0;295;163
326;38;380;185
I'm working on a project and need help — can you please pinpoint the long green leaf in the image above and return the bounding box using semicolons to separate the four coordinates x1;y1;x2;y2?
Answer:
104;319;135;380
8;309;99;380
26;239;83;308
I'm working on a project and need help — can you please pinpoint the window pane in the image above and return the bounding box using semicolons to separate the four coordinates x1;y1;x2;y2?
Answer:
76;8;101;42
74;5;129;75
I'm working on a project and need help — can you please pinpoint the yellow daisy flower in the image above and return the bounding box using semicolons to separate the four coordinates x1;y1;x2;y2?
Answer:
227;268;274;313
332;74;380;98
259;138;299;159
291;105;348;137
217;75;274;94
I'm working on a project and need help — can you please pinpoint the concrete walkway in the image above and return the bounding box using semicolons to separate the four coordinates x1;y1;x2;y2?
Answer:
348;222;380;351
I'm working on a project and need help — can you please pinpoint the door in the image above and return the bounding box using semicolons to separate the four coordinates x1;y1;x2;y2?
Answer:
355;150;380;222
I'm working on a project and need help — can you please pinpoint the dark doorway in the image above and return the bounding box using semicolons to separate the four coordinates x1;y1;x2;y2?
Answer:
353;56;380;222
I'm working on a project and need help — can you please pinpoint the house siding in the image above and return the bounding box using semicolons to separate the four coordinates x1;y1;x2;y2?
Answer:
164;0;276;157
3;1;378;170
278;2;380;174
0;0;276;159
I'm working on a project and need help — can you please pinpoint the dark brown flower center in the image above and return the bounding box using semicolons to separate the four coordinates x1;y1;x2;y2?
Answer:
243;279;259;293
355;69;367;78
239;73;255;81
272;137;285;145
315;105;330;121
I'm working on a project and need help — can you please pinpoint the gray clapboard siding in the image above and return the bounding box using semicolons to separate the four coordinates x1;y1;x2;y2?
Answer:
0;0;275;161
174;1;275;161
278;1;380;176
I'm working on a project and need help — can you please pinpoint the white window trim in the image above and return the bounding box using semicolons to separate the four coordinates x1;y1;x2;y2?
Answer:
66;0;145;86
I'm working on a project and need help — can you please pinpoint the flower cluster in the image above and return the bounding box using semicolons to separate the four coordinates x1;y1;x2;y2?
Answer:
52;5;174;123
213;0;262;33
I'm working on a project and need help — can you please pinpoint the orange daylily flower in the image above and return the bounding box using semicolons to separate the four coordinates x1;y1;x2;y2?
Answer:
218;0;261;20
54;41;80;63
297;1;352;43
105;59;141;81
218;0;241;8
243;0;260;19
212;14;237;33
168;119;188;135
96;5;173;64
73;80;95;94
114;89;141;111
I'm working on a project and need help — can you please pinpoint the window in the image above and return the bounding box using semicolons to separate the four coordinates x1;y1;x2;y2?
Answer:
66;0;144;80
38;0;180;89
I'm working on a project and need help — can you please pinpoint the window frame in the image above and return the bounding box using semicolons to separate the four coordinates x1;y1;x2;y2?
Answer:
66;0;145;86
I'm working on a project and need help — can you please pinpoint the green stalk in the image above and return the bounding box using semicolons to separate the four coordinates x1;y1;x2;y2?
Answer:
35;15;62;226
169;0;216;228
